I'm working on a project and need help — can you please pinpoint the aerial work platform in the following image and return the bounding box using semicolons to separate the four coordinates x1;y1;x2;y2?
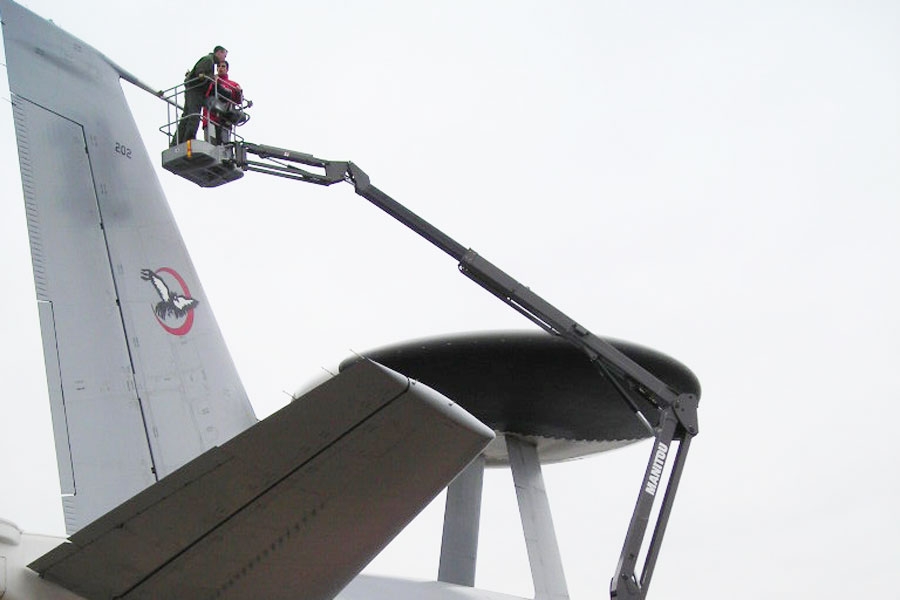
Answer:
159;74;251;187
161;140;243;187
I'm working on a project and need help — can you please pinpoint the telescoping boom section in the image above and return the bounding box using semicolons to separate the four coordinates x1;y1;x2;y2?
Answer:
162;139;700;600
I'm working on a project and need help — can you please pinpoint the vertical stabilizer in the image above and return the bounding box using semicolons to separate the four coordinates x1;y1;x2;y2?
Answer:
1;0;257;533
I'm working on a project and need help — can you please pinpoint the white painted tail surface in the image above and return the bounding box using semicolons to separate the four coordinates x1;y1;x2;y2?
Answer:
1;0;257;534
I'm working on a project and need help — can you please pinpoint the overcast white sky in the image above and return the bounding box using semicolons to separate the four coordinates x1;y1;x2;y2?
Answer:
1;1;899;598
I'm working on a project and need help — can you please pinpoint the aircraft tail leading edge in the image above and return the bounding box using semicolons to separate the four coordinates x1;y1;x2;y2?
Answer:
1;0;257;533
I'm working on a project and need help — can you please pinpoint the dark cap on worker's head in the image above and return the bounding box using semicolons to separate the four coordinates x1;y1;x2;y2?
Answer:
214;45;227;54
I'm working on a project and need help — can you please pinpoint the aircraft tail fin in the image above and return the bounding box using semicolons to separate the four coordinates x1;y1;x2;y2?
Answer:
1;0;257;533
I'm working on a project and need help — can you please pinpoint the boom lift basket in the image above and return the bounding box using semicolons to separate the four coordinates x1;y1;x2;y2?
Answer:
159;77;252;187
161;139;244;188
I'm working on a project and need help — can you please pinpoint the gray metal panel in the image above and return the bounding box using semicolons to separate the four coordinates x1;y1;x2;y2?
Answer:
36;301;75;497
507;436;569;600
2;0;257;532
9;98;156;532
31;361;494;600
339;574;531;600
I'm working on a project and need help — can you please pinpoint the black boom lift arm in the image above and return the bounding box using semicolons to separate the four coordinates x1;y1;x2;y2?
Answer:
230;141;700;600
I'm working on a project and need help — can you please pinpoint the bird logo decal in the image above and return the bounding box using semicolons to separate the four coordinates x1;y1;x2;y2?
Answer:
140;267;199;336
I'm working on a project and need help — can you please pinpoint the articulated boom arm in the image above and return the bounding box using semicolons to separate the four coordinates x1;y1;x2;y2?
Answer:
231;142;699;600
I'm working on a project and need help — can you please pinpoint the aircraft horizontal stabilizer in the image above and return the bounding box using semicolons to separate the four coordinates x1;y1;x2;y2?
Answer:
29;360;494;600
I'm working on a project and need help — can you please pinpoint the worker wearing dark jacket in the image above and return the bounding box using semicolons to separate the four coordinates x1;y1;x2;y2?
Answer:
173;45;227;145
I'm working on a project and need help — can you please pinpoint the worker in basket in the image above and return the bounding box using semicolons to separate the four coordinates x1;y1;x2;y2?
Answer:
203;60;249;145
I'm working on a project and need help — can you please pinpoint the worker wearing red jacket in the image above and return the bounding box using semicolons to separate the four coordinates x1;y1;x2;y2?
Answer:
203;60;243;144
